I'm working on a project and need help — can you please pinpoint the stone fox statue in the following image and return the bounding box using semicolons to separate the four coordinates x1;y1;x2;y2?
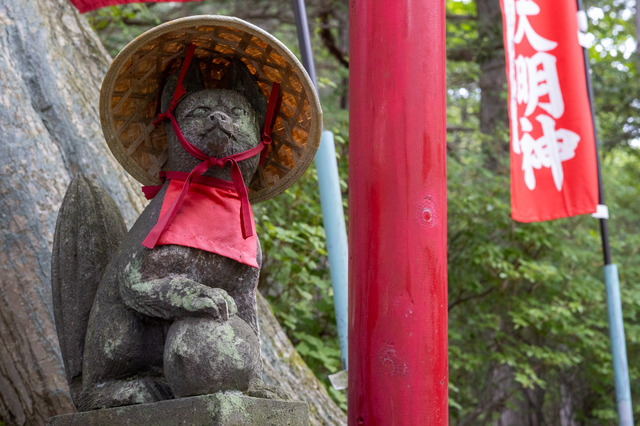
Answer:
52;52;285;410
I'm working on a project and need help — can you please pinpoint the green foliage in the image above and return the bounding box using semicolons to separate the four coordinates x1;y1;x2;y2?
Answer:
87;4;161;56
445;1;640;422
583;0;640;151
447;134;640;423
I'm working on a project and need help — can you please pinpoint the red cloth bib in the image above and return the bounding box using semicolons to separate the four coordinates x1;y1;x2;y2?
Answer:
155;178;258;268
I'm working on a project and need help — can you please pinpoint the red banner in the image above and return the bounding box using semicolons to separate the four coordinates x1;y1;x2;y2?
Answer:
500;0;598;222
70;0;198;13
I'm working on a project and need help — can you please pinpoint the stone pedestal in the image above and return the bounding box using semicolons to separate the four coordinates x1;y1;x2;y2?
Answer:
47;393;309;426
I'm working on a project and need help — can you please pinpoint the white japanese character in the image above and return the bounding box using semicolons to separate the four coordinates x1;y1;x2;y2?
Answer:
520;114;580;191
515;55;530;105
514;0;558;51
517;52;564;119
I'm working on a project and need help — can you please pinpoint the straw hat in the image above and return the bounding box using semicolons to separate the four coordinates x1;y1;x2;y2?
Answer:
100;15;322;203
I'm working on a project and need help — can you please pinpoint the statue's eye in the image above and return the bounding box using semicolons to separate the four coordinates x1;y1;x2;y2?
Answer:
187;107;210;118
231;107;246;117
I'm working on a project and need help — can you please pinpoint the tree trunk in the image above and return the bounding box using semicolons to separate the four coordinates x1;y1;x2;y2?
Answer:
0;0;142;423
476;0;510;172
0;0;345;424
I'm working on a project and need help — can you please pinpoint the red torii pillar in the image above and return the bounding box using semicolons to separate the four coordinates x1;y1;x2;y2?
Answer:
348;1;447;424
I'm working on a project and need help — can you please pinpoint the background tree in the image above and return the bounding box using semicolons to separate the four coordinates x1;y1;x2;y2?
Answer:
0;0;141;422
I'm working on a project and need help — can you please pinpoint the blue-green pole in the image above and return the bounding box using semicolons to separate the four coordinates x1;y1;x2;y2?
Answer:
316;131;349;369
292;0;349;369
604;264;633;425
577;2;633;424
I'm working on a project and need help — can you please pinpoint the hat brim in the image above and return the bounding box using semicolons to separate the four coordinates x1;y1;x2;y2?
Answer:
100;15;322;203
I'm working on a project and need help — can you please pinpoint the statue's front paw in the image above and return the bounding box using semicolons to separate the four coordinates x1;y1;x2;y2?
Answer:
246;378;292;400
192;287;238;320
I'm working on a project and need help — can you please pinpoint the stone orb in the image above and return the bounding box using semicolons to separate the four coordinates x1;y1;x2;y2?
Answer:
164;315;260;398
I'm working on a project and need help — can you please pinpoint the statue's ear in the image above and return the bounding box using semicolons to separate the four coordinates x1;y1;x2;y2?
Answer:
160;58;205;113
227;59;267;125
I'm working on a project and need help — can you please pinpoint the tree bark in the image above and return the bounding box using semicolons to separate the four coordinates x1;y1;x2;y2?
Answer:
476;0;510;171
0;0;142;423
0;0;345;424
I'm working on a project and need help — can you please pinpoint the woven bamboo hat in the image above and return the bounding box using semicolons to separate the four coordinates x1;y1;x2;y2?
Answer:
100;15;322;203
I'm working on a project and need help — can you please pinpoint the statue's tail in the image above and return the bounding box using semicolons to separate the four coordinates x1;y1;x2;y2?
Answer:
51;174;127;403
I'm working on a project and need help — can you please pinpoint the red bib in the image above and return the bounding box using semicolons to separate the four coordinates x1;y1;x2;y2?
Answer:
154;177;258;268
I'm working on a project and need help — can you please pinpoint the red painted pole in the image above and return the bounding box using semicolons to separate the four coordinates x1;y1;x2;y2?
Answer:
348;1;447;425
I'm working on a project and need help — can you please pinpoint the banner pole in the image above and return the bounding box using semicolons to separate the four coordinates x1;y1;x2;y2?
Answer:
292;0;350;370
576;2;633;424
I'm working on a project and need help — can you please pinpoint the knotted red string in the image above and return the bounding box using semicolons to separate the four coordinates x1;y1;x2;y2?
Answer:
259;81;282;165
143;43;281;249
167;44;196;116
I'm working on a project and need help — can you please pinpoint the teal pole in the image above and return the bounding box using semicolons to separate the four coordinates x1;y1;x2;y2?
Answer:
316;131;349;369
577;1;633;423
292;0;349;369
604;264;633;425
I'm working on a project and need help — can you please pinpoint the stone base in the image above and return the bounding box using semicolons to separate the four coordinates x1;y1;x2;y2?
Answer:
47;393;309;426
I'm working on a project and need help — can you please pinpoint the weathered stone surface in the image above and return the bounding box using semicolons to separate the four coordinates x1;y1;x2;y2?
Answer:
164;316;261;398
162;59;266;184
51;174;127;402
47;393;309;426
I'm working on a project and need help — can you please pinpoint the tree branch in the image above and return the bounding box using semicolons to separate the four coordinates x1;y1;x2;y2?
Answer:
319;11;349;69
447;13;477;21
447;126;476;132
458;389;516;426
448;287;496;311
447;47;478;62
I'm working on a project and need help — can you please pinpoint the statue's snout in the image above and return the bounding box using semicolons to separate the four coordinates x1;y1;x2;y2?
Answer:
209;111;231;126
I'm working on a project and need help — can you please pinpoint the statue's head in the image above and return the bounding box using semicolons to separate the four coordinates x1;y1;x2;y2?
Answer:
161;59;268;182
100;16;322;203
